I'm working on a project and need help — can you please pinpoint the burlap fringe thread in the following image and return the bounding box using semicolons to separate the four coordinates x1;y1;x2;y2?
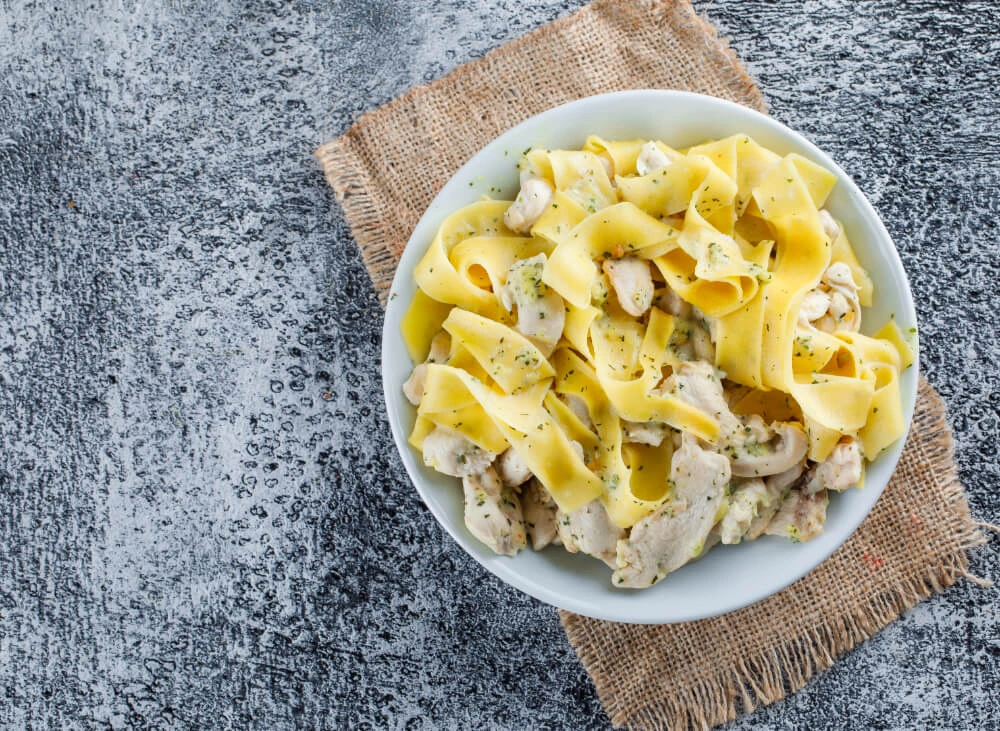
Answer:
561;378;990;731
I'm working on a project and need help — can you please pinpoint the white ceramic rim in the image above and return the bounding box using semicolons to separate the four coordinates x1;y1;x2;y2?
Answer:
380;90;919;624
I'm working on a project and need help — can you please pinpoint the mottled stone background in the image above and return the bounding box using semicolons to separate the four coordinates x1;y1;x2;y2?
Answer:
1;1;997;728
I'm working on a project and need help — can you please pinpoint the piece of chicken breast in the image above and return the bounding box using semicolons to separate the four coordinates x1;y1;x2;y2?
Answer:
613;433;731;587
504;177;553;233
503;253;566;357
498;447;532;488
764;488;828;542
462;466;527;557
807;439;863;493
556;499;624;568
402;331;451;406
635;141;678;176
602;256;654;317
422;426;496;478
521;480;559;551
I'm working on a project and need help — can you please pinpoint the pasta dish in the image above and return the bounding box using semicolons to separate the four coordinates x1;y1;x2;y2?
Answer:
399;134;912;588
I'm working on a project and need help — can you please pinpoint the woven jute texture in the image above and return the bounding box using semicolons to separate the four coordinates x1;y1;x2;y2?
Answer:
316;1;988;728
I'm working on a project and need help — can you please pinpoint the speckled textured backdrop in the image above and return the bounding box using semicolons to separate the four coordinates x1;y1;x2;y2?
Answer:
1;1;997;728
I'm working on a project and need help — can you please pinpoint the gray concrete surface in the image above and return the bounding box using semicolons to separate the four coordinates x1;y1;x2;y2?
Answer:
0;0;997;728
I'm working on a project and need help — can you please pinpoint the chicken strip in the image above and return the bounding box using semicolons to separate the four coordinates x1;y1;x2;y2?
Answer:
521;480;559;551
719;478;768;545
556;499;624;569
745;460;806;541
665;361;742;438
504;177;553;234
602;256;654;317
819;209;840;242
402;331;451;406
652;285;692;319
613;433;731;588
503;253;566;357
764;488;829;542
635;140;678;176
807;438;863;493
621;420;670;446
667;317;714;363
498;447;532;488
462;466;526;557
422;426;496;478
798;262;861;334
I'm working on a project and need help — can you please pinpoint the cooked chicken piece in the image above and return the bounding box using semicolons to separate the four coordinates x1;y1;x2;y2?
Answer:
622;420;670;446
807;439;863;493
798;290;832;327
521;480;559;550
799;262;861;333
426;331;452;363
463;466;526;556
819;209;840;242
402;331;451;406
503;253;565;357
498;447;532;487
613;433;731;587
422;426;496;478
823;261;856;289
690;321;715;362
745;460;806;540
828;291;852;321
719;478;768;545
602;256;654;317
635;141;677;176
504;177;553;233
403;365;428;407
764;488;828;542
730;422;809;478
828;290;860;333
669;318;715;362
665;361;742;437
663;361;807;477
556;499;624;568
824;266;860;332
652;286;692;319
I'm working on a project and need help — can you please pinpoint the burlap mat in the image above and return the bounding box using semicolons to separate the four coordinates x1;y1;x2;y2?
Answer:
316;1;989;728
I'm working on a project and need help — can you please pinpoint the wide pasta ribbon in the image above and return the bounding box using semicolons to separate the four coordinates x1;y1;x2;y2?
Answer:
413;200;521;318
631;150;772;317
415;363;604;513
405;135;916;553
542;202;680;308
551;349;674;528
441;308;554;394
591;307;720;442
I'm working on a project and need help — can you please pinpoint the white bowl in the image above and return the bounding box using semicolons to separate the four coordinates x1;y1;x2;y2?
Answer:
381;91;918;624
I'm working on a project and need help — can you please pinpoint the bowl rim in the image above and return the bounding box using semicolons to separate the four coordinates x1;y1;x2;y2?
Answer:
380;89;919;623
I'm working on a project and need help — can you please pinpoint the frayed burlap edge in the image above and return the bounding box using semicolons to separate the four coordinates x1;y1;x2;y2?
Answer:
316;0;766;306
560;377;990;731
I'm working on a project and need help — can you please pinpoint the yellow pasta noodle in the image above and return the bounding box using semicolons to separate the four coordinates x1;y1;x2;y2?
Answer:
400;132;910;584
